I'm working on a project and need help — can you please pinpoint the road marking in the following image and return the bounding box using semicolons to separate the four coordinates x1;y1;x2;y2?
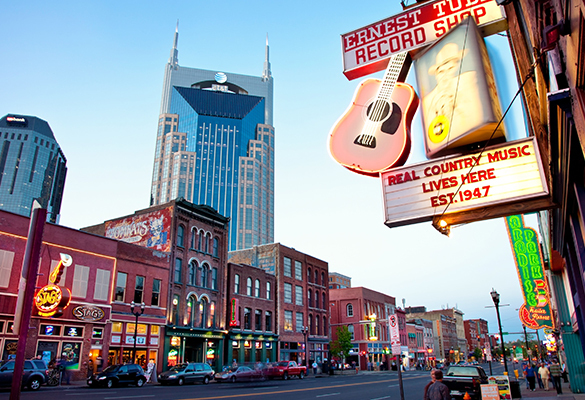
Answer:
316;393;340;398
66;392;115;396
388;384;399;387
253;386;280;390
104;396;156;400
177;375;424;400
371;396;392;400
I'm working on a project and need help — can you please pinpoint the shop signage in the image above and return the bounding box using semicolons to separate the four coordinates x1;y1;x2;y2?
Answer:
480;384;500;400
381;137;549;228
126;336;146;345
73;305;105;321
6;116;27;125
34;253;72;318
170;336;181;347
341;0;506;80
505;215;555;330
486;376;511;399
105;207;172;252
168;331;224;339
229;298;240;327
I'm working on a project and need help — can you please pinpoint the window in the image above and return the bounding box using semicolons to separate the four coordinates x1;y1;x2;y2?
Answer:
315;315;320;335
212;268;218;290
244;308;251;330
0;250;15;288
197;231;202;250
190;229;196;248
200;298;208;328
115;272;127;302
266;282;271;300
295;312;304;332
188;261;196;285
172;295;180;325
284;311;293;331
72;265;89;298
295;261;302;280
255;279;260;297
321;272;325;286
255;310;262;330
315;290;319;309
152;279;161;306
284;257;292;277
323;316;327;337
322;293;326;310
307;267;311;283
201;265;209;288
308;289;312;307
315;270;318;283
177;225;184;247
204;233;210;253
247;277;253;296
284;283;292;303
265;311;272;331
348;324;354;340
187;296;196;326
235;274;240;294
295;286;303;306
94;269;110;301
134;276;144;303
212;237;219;257
174;258;182;283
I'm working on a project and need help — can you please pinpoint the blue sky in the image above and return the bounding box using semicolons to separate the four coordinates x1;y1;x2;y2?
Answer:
2;1;537;343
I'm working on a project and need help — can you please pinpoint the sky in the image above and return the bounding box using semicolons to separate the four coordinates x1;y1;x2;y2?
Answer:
1;1;538;343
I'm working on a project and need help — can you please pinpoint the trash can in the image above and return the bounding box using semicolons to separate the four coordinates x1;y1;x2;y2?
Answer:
510;380;522;398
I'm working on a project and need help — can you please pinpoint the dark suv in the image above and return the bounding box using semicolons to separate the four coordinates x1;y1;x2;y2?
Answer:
0;359;49;391
87;364;146;388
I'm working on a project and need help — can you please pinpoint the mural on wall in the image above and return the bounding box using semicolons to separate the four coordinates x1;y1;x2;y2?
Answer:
105;207;172;252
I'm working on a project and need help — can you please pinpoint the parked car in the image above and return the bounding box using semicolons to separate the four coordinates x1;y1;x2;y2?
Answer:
158;363;214;385
87;364;146;388
0;359;48;391
442;365;489;400
215;366;264;383
265;361;307;380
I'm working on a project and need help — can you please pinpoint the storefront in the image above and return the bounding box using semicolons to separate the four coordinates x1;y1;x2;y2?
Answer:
163;326;225;372
308;338;329;365
227;332;278;365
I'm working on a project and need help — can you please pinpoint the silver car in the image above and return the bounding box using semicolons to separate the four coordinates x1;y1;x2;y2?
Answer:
158;363;214;386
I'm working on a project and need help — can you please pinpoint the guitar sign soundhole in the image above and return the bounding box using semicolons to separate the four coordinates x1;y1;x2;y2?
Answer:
366;100;391;122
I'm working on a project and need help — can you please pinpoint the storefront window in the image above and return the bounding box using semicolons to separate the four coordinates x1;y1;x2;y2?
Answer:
134;276;144;303
126;323;147;334
36;341;59;365
39;324;62;336
115;272;127;302
112;322;122;333
2;340;17;360
61;342;81;369
151;326;159;335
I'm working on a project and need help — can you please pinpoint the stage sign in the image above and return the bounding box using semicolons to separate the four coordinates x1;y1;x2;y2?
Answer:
381;137;549;228
341;0;506;80
105;207;172;252
505;215;555;330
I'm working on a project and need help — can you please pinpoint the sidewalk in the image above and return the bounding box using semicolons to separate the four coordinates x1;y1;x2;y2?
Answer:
518;378;585;399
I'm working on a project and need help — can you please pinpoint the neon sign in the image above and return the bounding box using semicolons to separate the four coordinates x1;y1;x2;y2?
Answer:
229;298;240;327
505;215;554;330
34;253;72;318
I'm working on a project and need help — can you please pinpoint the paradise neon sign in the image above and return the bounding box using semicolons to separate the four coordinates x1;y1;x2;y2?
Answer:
229;298;240;327
505;215;554;330
34;253;72;317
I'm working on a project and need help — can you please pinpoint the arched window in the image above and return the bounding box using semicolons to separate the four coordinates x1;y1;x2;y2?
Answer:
188;261;196;285
347;303;354;317
322;292;326;310
315;315;320;336
197;231;203;251
321;272;325;286
247;277;253;296
190;228;196;248
234;274;240;294
315;290;319;309
202;265;209;288
309;314;313;335
212;237;219;257
199;297;208;328
197;263;203;286
308;289;312;308
266;282;271;300
314;270;318;283
204;233;210;253
177;225;184;247
187;295;197;326
323;316;327;337
255;279;260;297
212;268;218;290
307;267;312;283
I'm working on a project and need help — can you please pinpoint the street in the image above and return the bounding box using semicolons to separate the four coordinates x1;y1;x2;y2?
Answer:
0;363;507;400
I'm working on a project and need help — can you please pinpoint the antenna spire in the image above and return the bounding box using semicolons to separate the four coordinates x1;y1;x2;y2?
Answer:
263;33;272;81
169;20;179;68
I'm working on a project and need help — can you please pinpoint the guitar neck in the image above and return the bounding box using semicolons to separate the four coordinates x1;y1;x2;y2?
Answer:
377;52;407;102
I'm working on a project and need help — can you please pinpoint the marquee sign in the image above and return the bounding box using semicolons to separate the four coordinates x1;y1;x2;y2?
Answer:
341;0;506;80
73;305;105;322
381;137;549;228
34;253;72;318
505;215;554;330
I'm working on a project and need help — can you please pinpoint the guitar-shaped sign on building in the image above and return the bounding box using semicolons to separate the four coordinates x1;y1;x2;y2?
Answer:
34;253;73;318
329;52;419;177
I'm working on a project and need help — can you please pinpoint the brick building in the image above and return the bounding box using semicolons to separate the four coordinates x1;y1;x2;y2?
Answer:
229;243;329;366
464;318;489;360
328;272;351;289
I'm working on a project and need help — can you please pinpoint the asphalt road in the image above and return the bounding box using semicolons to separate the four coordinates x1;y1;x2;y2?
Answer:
1;363;508;400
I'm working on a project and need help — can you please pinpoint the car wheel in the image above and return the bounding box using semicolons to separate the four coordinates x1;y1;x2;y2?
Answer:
28;377;42;391
178;377;184;386
136;378;145;387
230;376;236;383
203;376;210;385
283;372;288;380
299;371;304;379
106;379;115;388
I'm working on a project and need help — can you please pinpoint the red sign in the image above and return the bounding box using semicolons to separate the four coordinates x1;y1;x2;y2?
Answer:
229;298;240;327
105;207;172;252
340;0;506;80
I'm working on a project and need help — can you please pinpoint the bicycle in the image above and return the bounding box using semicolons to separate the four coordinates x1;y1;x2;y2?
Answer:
46;367;62;386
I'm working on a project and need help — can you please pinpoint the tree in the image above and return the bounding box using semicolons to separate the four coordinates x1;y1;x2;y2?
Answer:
329;326;353;367
473;347;483;361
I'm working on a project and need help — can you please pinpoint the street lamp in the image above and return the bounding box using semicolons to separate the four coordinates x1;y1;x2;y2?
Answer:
130;301;145;364
490;289;508;374
300;326;309;367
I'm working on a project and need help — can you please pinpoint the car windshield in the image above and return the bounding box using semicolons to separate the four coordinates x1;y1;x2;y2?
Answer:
102;365;119;373
169;364;188;372
447;366;479;377
276;362;289;367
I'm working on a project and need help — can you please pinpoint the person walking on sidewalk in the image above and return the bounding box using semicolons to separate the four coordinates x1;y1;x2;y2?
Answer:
538;362;551;390
526;363;537;391
550;359;563;394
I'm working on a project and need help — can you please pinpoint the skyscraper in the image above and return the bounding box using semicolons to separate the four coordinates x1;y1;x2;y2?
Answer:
0;114;67;223
150;25;274;251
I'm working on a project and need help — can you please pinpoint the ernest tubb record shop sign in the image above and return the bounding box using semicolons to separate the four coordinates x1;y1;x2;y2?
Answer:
341;0;507;80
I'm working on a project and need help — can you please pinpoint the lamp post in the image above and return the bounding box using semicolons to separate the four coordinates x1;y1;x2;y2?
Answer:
301;326;309;368
130;301;145;364
490;289;508;374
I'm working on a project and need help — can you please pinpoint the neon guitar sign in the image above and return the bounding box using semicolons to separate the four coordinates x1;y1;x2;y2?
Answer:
329;52;419;176
34;253;72;317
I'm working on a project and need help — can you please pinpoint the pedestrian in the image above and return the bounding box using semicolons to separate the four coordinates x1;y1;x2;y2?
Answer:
312;361;318;375
538;362;550;390
425;370;452;400
525;363;537;391
423;369;437;400
550;359;563;394
522;362;529;389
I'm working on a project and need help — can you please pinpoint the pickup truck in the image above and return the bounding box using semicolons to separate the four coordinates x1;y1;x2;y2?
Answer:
265;361;307;380
442;365;489;400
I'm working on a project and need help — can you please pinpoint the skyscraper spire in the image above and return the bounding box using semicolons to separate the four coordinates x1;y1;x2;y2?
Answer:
169;20;179;68
262;33;271;81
